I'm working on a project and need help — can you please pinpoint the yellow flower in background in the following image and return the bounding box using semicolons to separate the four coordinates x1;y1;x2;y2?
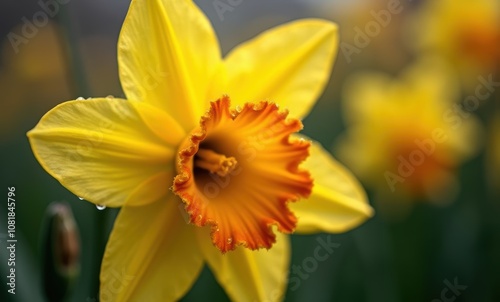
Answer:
411;0;500;84
27;0;373;301
0;22;71;139
336;59;481;208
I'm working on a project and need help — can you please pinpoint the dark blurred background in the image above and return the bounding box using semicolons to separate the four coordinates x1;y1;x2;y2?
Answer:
1;0;499;301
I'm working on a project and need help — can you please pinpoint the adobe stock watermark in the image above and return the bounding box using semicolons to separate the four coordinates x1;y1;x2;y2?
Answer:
288;235;341;291
8;0;71;54
255;235;341;302
341;0;404;64
213;0;243;21
141;65;169;91
64;96;141;163
64;113;115;163
431;277;467;302
385;74;500;191
63;64;167;164
97;268;135;302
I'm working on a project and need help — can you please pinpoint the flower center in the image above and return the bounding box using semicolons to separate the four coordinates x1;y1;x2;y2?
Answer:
172;96;312;253
194;148;238;177
456;21;500;68
388;129;449;195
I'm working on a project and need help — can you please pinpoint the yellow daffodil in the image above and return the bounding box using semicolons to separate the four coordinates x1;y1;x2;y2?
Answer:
411;0;500;85
27;0;373;301
336;59;481;207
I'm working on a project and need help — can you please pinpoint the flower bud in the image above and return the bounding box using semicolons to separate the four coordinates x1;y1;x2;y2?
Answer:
41;202;80;302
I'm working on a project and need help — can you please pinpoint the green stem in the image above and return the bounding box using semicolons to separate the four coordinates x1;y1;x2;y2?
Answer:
56;4;90;97
353;212;400;302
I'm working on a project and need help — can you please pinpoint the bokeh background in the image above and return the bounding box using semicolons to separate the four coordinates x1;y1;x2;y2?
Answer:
1;0;499;301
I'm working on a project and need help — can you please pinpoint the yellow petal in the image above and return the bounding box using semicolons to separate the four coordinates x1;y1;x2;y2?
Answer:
224;19;338;119
118;0;223;130
100;197;204;302
27;98;183;207
291;139;374;233
197;229;290;302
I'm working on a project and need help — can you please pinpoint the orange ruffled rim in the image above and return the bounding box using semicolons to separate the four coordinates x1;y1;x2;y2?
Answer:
172;96;312;253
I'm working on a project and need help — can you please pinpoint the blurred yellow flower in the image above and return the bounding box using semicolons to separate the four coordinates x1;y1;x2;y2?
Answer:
27;0;373;301
336;59;481;207
0;22;71;139
411;0;500;84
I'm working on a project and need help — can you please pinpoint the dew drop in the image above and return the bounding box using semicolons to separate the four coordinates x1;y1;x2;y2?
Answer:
235;105;242;112
96;204;106;210
197;214;202;221
78;196;85;200
76;97;85;100
227;238;233;244
215;227;220;232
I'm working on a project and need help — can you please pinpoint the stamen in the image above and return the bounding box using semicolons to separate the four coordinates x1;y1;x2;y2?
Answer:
194;148;238;177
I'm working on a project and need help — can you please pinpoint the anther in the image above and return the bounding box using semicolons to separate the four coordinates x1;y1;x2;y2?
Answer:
194;148;238;177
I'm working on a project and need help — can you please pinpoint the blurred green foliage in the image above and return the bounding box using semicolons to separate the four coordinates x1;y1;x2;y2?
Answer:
1;0;499;301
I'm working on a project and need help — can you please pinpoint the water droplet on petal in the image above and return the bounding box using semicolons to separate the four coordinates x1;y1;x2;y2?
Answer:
76;97;85;101
197;214;202;221
96;204;106;210
227;238;233;244
235;105;242;112
78;197;84;200
215;227;220;232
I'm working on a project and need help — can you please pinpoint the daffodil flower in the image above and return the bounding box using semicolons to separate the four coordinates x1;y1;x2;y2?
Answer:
411;0;500;85
336;59;481;208
28;0;373;300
